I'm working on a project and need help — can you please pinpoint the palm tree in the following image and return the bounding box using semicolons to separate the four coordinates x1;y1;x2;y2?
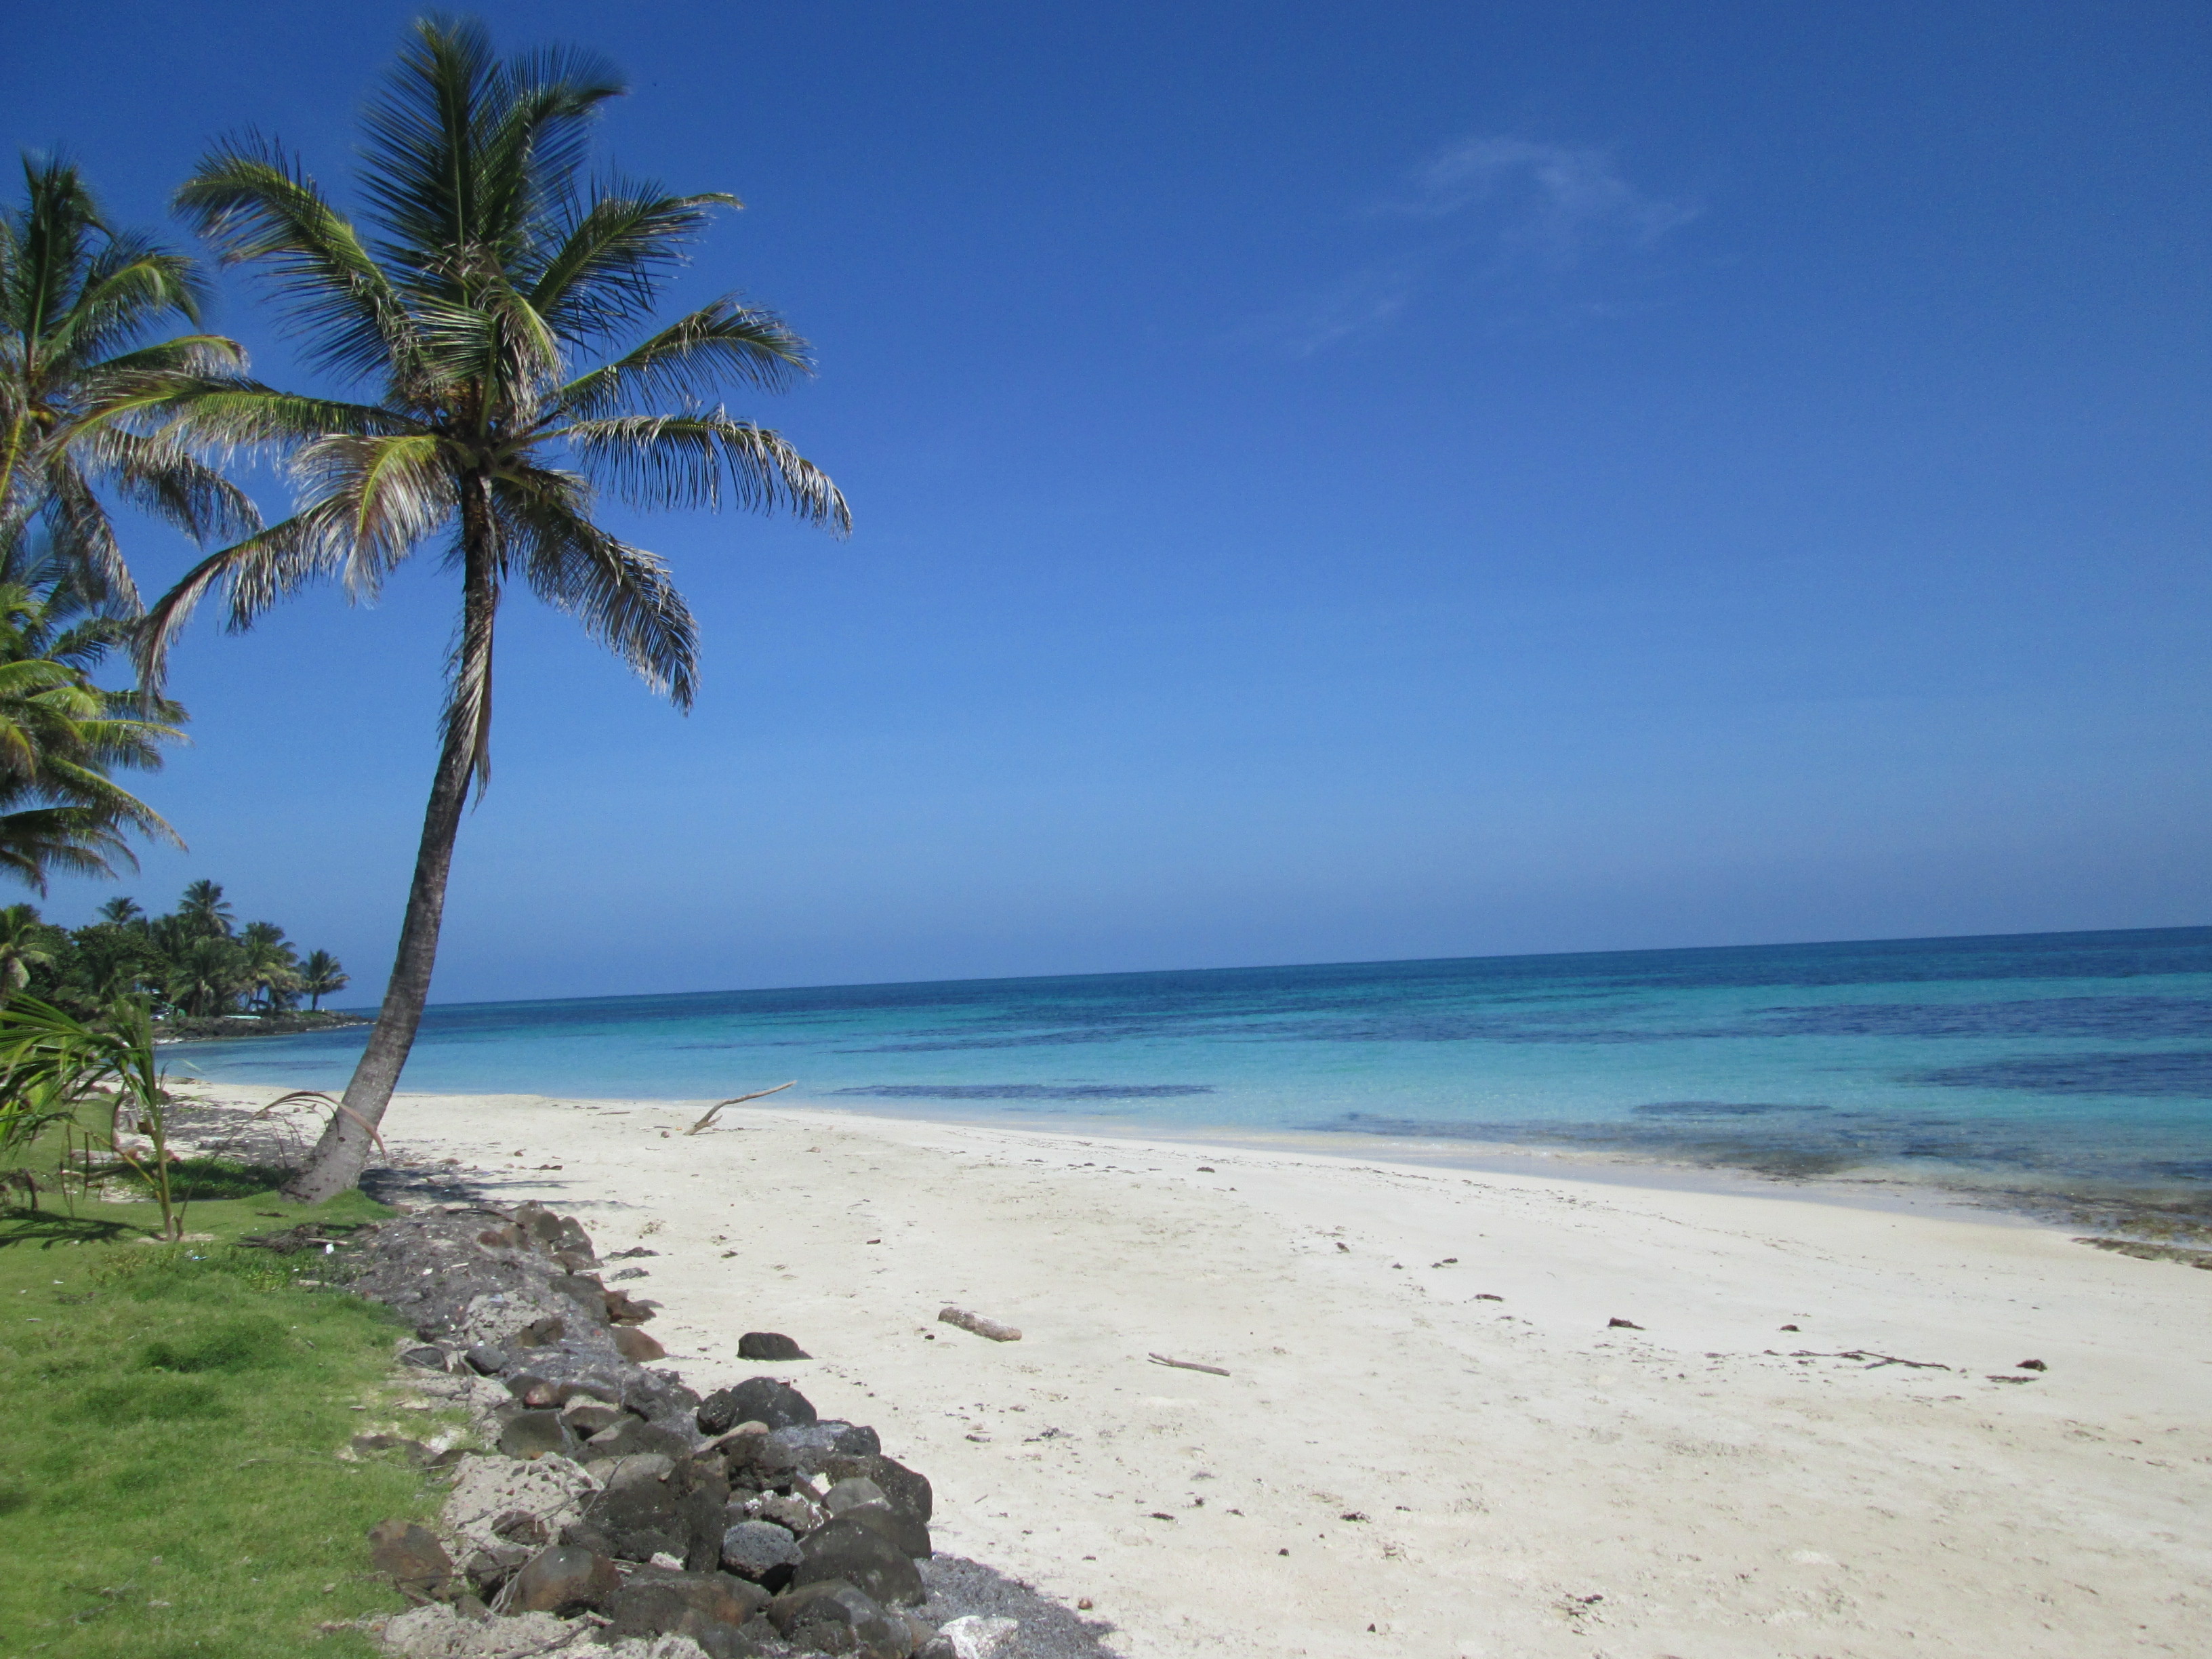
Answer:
237;919;298;1008
0;155;256;610
140;20;848;1200
0;548;185;890
176;878;233;937
96;894;142;926
164;934;247;1018
299;947;347;1012
0;901;55;993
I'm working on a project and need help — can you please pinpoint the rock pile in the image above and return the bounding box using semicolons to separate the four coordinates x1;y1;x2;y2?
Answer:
338;1200;1072;1659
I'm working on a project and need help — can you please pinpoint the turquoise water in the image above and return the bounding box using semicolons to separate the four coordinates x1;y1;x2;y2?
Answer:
176;927;2212;1204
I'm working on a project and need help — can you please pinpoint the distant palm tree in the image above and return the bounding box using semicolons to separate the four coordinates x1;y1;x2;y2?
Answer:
142;20;848;1201
0;155;256;610
0;548;184;890
299;947;347;1012
96;894;142;925
0;901;54;993
165;934;246;1017
177;878;232;937
237;920;298;1008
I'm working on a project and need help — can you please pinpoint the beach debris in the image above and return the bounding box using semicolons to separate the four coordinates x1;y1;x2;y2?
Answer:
1335;1242;1350;1252
1473;1292;1504;1301
2016;1358;2047;1370
1607;1317;1643;1330
1788;1348;1952;1371
1147;1353;1230;1376
939;1306;1022;1343
1779;1324;1800;1331
1988;1374;2040;1383
1196;1166;1215;1173
684;1080;798;1135
739;1331;812;1361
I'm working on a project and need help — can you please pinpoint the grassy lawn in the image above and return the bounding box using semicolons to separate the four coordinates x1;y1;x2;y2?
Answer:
0;1164;453;1658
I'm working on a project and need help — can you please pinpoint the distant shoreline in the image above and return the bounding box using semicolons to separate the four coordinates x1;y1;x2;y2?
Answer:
155;1010;371;1044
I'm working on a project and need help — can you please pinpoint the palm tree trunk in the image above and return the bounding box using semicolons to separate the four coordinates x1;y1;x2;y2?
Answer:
284;478;497;1202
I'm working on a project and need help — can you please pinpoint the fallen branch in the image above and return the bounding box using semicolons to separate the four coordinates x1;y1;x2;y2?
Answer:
1790;1348;1952;1371
939;1305;1021;1342
1148;1353;1229;1376
686;1082;797;1135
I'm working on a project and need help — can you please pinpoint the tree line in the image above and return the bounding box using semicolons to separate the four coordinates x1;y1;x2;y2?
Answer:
0;878;347;1023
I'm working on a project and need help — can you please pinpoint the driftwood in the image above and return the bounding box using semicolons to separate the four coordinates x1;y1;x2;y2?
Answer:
685;1082;797;1135
1148;1353;1229;1376
1790;1348;1952;1371
938;1305;1021;1342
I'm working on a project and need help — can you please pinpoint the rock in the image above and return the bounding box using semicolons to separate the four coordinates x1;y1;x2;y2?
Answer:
615;1326;669;1363
549;1273;615;1324
505;1374;558;1406
506;1544;620;1614
588;1416;693;1460
2017;1358;2047;1371
699;1377;817;1435
463;1344;508;1375
606;1570;771;1658
1607;1317;1643;1330
512;1315;566;1348
368;1517;458;1602
921;1615;1021;1659
737;1332;811;1361
561;1397;629;1436
566;1451;728;1569
751;1490;825;1535
556;1377;625;1406
605;1287;660;1325
840;1499;931;1561
823;1477;890;1517
496;1409;579;1460
402;1345;451;1370
770;1580;914;1659
792;1515;928;1605
722;1519;804;1581
823;1453;933;1527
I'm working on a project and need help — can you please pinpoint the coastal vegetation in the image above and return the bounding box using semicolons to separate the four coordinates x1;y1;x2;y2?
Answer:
137;18;849;1201
0;878;348;1025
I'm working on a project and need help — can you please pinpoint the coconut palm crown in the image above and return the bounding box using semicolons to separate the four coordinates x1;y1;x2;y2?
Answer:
139;18;848;1199
0;155;258;610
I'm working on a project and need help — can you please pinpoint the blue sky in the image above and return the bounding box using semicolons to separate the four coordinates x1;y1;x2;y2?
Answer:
5;1;2207;1002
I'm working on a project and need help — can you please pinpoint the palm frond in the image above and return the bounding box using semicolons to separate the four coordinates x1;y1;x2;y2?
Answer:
551;296;810;418
562;410;850;531
528;188;739;342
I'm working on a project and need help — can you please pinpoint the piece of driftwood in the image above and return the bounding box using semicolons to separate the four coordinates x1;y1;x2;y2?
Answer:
1148;1353;1229;1377
939;1305;1021;1342
685;1081;797;1134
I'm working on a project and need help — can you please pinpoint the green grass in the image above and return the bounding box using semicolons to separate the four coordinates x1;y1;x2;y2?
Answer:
0;1166;455;1658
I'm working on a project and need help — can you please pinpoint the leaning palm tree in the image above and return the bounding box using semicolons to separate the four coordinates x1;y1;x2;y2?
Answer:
0;155;257;610
141;19;848;1200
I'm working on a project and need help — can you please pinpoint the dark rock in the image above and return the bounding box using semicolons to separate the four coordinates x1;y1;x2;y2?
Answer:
554;1249;598;1273
587;1415;693;1460
793;1516;928;1605
401;1345;450;1370
722;1519;804;1583
506;1374;560;1408
496;1409;579;1460
606;1570;773;1658
560;1397;628;1436
771;1580;914;1659
1607;1317;1643;1330
604;1286;659;1325
367;1517;457;1602
830;1423;882;1457
464;1343;509;1375
506;1545;619;1614
824;1477;889;1516
566;1451;728;1568
493;1511;553;1546
513;1315;566;1347
700;1376;817;1435
841;1500;932;1561
614;1326;668;1363
825;1453;933;1527
458;1540;530;1595
478;1224;528;1250
548;1273;613;1324
2017;1358;2047;1371
513;1202;596;1261
738;1332;811;1361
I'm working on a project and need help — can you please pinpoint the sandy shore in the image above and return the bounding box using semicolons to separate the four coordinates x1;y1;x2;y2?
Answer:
194;1083;2209;1658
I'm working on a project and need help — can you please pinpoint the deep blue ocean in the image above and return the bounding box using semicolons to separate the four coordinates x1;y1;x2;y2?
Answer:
176;927;2212;1206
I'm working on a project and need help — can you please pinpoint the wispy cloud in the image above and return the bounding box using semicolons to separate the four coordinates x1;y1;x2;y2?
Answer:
1396;136;1700;264
1257;135;1700;355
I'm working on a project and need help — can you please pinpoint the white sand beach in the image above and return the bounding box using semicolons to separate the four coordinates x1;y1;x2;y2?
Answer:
201;1084;2209;1658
